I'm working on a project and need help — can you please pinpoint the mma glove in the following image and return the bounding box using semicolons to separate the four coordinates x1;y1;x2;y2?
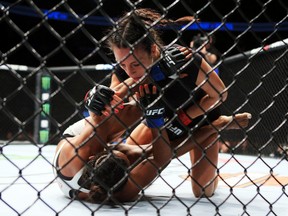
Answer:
150;46;188;81
139;86;165;128
84;84;114;116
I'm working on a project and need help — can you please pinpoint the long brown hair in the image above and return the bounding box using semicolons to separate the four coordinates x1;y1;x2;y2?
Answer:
106;8;195;53
79;151;129;203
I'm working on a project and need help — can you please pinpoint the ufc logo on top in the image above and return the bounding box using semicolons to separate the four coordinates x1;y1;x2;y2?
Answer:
146;108;165;116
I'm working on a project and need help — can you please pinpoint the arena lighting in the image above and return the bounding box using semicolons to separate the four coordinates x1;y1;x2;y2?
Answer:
2;2;288;32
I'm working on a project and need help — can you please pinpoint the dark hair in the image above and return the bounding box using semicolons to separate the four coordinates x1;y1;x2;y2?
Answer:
79;151;129;203
106;8;194;54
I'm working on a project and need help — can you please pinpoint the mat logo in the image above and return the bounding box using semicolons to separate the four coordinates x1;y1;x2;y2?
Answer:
180;172;288;188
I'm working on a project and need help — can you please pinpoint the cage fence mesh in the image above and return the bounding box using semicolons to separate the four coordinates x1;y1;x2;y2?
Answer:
0;0;288;215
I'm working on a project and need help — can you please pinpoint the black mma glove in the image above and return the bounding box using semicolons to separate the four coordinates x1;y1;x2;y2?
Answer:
84;84;114;116
139;85;165;128
150;46;188;81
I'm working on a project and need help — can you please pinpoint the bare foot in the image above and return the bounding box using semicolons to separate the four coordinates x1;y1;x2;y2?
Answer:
212;112;252;130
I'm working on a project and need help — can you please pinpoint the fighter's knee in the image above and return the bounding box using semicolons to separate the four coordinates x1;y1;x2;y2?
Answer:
192;187;216;198
192;187;203;198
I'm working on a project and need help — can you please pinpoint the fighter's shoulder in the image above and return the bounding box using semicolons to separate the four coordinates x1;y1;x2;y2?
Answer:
62;118;87;137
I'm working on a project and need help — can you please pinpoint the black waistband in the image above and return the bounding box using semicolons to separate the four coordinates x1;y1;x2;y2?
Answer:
55;151;73;181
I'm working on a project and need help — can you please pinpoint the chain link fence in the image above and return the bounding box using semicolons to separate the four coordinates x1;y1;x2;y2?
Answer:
0;0;288;215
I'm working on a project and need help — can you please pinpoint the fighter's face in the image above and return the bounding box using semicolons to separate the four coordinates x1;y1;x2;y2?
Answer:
113;46;154;82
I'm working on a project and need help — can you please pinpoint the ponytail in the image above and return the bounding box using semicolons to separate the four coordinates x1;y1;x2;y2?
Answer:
133;8;195;26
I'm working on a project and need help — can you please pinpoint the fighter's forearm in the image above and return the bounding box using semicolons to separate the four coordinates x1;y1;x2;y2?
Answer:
112;78;136;99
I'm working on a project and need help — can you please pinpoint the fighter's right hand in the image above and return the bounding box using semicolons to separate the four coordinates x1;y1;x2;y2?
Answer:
85;84;118;116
